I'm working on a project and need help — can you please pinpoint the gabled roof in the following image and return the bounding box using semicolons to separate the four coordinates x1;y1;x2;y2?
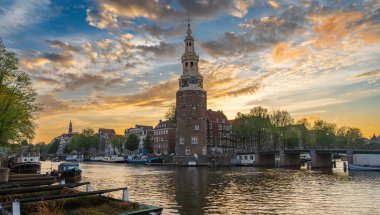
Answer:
98;128;116;134
154;120;174;129
207;109;229;123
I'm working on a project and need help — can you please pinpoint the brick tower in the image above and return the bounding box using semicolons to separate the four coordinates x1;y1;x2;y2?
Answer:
174;16;208;165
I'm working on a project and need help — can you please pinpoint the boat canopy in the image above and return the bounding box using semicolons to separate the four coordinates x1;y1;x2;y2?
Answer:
59;163;79;167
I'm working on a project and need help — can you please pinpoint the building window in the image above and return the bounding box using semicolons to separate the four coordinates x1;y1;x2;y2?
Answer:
195;125;199;131
222;119;225;123
180;137;184;144
192;136;198;144
186;147;190;155
209;123;212;129
202;147;207;155
218;124;222;130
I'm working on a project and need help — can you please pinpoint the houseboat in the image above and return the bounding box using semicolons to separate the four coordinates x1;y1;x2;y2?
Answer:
126;155;162;164
102;155;125;163
8;152;41;174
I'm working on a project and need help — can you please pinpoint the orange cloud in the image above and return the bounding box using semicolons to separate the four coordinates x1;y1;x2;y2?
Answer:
310;11;363;47
272;42;306;62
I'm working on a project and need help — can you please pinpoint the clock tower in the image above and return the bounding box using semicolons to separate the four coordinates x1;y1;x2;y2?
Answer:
174;17;208;165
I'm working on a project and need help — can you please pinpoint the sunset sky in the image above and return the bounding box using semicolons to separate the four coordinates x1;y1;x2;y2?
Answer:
1;0;379;143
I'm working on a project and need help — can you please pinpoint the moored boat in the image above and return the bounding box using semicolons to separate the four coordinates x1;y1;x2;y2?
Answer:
126;155;162;164
102;155;125;163
348;164;380;171
58;162;82;183
8;152;41;174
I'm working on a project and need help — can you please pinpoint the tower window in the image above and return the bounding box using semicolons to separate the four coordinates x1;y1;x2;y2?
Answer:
190;62;193;68
189;42;192;46
185;62;188;68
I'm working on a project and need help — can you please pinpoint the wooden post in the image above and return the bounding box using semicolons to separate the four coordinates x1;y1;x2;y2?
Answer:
12;200;20;215
86;183;92;192
123;188;129;202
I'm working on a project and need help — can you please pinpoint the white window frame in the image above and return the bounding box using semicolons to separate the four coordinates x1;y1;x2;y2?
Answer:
179;137;184;145
195;125;199;131
185;147;190;155
191;136;198;144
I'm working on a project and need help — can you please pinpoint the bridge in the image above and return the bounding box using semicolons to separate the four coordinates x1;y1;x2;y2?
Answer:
237;149;380;168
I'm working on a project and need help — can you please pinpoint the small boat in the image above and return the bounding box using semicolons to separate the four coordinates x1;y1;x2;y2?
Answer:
58;162;82;183
66;154;84;162
348;164;380;171
8;152;41;174
126;155;162;164
89;155;103;162
102;155;125;163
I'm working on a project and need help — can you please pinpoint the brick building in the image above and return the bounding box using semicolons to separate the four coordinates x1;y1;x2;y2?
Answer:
206;110;236;156
98;128;116;154
174;18;208;165
153;120;175;155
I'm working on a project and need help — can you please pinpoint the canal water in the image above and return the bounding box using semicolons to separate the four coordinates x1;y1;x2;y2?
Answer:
42;161;380;214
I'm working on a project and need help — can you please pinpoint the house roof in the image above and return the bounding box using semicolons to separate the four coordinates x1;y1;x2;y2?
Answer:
207;109;229;123
154;120;174;129
98;128;116;134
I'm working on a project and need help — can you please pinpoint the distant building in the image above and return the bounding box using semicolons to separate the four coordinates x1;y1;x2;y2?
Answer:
57;121;78;154
206;110;236;156
153;120;176;155
125;125;153;154
98;128;116;155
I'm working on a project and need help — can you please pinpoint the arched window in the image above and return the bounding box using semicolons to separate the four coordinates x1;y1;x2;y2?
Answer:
190;62;193;68
189;42;192;47
185;62;188;68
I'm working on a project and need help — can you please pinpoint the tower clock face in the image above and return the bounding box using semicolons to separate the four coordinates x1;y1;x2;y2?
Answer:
189;77;198;84
181;78;189;87
198;80;203;88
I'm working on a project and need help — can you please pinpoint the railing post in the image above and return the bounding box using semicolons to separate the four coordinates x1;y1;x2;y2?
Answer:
123;188;129;202
86;183;92;192
12;200;20;215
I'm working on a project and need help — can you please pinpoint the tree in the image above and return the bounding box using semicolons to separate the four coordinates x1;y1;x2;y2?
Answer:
143;134;153;153
270;110;294;149
110;135;125;154
0;39;41;146
49;138;60;154
67;128;99;155
312;120;337;148
165;105;176;126
125;133;139;152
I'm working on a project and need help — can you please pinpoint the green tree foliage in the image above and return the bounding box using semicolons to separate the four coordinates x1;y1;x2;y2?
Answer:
67;128;99;154
110;134;125;153
336;126;364;149
143;134;153;153
0;39;41;146
49;138;60;154
165;105;176;126
125;133;139;152
311;120;337;148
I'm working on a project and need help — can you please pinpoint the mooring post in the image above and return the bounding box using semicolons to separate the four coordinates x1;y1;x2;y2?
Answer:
12;200;20;215
343;162;347;172
86;183;92;192
123;188;129;202
333;160;336;168
60;178;65;185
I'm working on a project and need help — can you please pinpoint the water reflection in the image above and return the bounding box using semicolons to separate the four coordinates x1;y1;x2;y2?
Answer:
41;161;380;214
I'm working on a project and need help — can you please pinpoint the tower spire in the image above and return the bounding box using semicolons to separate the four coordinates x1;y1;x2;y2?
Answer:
187;13;192;36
